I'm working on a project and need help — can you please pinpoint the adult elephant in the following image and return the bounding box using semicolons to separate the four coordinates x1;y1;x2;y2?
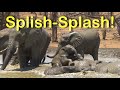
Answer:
0;28;10;60
1;28;51;70
0;28;19;65
47;30;100;60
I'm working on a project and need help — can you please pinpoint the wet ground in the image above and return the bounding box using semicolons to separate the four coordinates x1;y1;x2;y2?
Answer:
0;48;120;78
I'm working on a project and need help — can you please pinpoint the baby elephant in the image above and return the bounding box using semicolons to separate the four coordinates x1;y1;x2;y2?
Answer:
51;44;83;67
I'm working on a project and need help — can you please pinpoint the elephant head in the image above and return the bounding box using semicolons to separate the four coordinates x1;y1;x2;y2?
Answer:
47;32;83;58
1;29;20;70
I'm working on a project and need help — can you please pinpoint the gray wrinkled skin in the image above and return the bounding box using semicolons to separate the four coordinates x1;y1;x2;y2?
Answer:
95;61;120;75
69;59;98;71
44;66;76;75
48;30;100;60
51;45;82;67
0;28;18;64
44;59;98;75
1;28;51;70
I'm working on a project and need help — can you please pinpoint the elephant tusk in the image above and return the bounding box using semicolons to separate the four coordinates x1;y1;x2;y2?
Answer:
14;48;18;54
0;47;7;54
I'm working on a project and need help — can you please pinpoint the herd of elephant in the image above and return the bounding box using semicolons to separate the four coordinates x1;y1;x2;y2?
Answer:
0;28;120;76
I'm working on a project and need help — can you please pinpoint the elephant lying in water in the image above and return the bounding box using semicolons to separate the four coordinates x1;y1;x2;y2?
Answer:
51;44;83;67
47;30;100;60
44;59;100;75
1;28;51;70
71;60;120;75
95;61;120;75
45;59;120;75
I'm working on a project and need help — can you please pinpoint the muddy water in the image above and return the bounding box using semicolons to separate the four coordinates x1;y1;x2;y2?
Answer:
0;48;120;78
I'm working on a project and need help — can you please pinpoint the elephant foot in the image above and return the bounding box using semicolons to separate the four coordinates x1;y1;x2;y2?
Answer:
20;66;36;71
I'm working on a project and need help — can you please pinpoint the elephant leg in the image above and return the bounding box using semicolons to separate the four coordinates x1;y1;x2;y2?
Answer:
40;37;50;64
91;49;98;60
39;51;46;64
30;55;40;67
31;47;40;67
18;47;28;69
3;50;7;62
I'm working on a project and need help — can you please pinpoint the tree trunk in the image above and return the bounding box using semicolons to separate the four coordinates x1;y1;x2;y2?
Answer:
44;12;48;18
51;12;58;42
0;12;11;30
44;12;48;27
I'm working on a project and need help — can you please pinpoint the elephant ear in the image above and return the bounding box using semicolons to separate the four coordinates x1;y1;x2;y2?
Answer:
69;32;83;48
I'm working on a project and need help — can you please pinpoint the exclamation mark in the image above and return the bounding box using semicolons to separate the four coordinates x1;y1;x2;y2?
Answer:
111;16;114;28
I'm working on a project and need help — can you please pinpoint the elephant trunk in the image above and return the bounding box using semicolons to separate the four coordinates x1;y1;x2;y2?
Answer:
1;40;16;70
47;45;62;58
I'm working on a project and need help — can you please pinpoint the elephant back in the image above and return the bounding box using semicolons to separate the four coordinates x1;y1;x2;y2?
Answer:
80;30;99;41
24;28;48;49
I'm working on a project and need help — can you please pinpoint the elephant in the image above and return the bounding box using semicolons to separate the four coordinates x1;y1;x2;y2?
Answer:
70;60;120;75
44;66;76;75
95;61;120;75
1;27;51;70
50;44;83;67
44;59;101;75
47;30;100;60
71;60;120;75
68;59;101;71
0;28;9;60
0;28;22;65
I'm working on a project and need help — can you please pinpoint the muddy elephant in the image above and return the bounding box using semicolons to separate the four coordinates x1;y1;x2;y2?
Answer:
47;30;100;60
1;28;51;70
44;59;101;75
44;66;76;75
71;60;120;75
51;44;83;67
95;61;120;75
69;59;101;71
